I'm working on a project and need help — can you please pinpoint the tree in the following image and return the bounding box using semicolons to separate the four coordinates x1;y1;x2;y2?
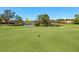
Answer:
14;15;24;25
3;10;15;24
25;17;30;24
56;19;64;23
0;14;5;24
74;14;79;24
36;14;50;26
34;20;40;26
0;15;2;23
0;10;24;26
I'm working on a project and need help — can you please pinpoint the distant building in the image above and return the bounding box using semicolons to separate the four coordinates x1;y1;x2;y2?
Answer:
1;20;6;24
61;19;74;24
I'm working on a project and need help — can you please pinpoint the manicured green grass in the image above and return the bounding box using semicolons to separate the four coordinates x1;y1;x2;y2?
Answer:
0;24;79;52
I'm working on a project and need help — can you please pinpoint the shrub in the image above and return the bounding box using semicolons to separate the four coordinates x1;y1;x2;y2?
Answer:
34;21;40;26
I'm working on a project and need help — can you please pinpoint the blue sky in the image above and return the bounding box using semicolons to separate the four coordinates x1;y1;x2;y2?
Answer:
0;7;79;20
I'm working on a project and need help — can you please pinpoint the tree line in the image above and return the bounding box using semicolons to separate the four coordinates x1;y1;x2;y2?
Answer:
0;10;79;26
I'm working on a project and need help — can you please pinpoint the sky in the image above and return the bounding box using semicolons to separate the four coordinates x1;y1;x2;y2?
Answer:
0;7;79;20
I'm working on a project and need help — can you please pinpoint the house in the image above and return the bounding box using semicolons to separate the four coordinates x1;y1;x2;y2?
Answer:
1;20;6;24
61;19;73;24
